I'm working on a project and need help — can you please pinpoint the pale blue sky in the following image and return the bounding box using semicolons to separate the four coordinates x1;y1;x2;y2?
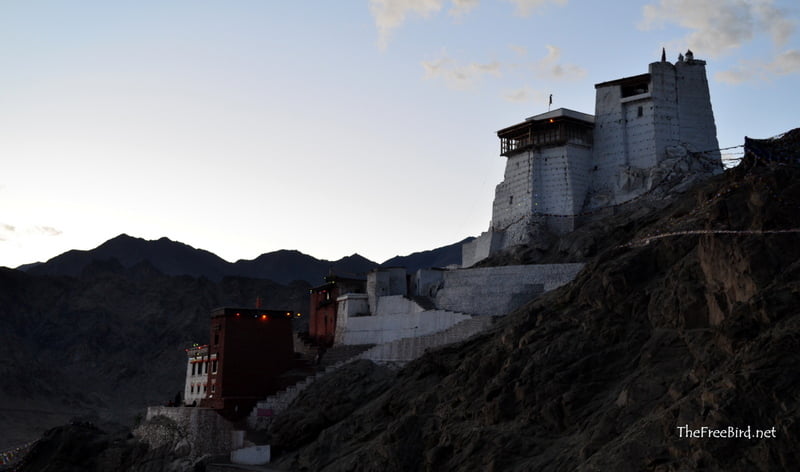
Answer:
2;0;798;268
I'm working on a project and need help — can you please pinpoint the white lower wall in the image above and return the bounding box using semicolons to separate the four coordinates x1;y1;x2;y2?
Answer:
435;263;584;316
336;264;584;345
375;295;425;316
338;309;471;345
231;445;271;465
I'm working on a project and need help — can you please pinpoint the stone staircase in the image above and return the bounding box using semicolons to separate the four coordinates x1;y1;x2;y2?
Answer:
246;314;494;430
246;344;374;430
317;343;376;369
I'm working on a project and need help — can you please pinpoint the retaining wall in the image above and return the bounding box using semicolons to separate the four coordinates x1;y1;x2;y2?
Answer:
338;307;472;345
435;263;584;316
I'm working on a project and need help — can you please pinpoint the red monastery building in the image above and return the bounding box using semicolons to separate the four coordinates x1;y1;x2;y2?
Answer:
198;307;296;416
308;275;366;347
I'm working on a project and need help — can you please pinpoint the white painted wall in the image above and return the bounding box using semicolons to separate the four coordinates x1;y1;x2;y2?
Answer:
492;150;534;231
411;268;445;297
367;268;407;314
334;293;369;344
675;59;720;160
337;308;472;345
184;349;213;405
375;295;425;316
590;58;720;209
435;263;584;316
231;445;271;465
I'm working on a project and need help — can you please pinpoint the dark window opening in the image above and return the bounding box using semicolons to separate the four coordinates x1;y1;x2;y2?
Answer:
637;106;643;117
509;195;514;205
621;81;649;98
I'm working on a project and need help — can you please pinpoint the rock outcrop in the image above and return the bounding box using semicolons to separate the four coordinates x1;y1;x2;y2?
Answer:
14;418;215;472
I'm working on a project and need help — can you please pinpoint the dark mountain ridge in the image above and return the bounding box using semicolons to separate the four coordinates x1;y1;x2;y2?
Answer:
20;234;468;286
381;237;474;269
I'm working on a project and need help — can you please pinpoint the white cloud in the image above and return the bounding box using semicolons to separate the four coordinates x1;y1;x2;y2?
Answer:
0;224;61;243
35;226;63;237
504;86;549;104
0;223;15;241
533;45;586;80
504;0;568;17
752;0;795;45
716;49;800;83
769;48;800;74
639;0;796;57
450;0;480;17
369;0;445;49
370;0;567;47
422;55;502;89
509;44;528;56
422;44;584;93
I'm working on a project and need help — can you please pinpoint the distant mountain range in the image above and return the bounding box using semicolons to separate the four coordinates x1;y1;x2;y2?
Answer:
18;234;474;286
1;232;473;450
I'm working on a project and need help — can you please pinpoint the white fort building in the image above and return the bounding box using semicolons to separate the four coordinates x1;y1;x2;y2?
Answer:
463;50;722;266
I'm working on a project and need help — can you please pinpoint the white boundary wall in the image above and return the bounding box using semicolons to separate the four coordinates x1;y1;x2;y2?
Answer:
435;263;584;316
337;308;472;345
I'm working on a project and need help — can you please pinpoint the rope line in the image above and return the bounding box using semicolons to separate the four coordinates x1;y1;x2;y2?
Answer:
620;228;800;249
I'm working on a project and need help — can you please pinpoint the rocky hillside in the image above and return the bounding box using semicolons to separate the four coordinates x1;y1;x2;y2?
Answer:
0;260;309;452
269;142;800;470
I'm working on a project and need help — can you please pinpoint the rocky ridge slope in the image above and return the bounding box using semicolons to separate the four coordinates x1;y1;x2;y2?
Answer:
270;147;800;470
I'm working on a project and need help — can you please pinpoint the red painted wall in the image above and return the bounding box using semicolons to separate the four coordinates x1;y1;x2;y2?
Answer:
308;277;366;346
202;307;294;414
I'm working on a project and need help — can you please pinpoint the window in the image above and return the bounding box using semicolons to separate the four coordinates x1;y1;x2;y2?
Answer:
637;106;643;117
212;360;218;374
191;363;196;375
509;195;514;205
621;80;649;98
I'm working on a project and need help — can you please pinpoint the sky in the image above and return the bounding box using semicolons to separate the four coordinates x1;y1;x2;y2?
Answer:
1;0;798;269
